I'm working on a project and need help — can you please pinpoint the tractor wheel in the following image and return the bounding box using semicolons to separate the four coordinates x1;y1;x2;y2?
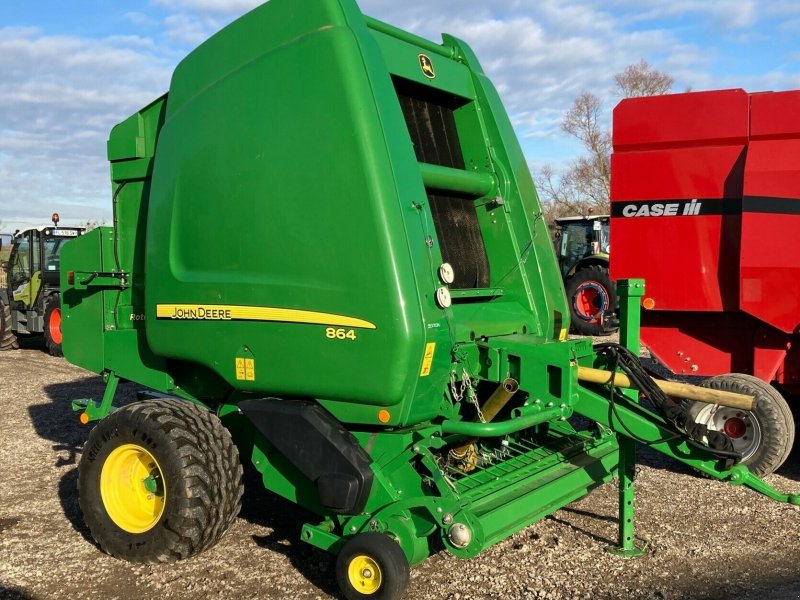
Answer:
43;293;63;356
0;297;19;351
336;533;410;600
565;265;618;337
688;374;795;476
78;398;244;562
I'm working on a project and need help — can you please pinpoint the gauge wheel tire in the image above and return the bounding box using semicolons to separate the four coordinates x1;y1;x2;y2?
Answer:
0;297;19;350
336;533;411;600
565;265;618;337
78;398;244;562
43;293;63;356
689;374;795;476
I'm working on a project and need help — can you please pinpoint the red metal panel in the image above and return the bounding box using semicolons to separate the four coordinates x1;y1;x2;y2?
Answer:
611;213;740;312
640;313;792;382
613;89;748;150
611;105;747;312
740;92;800;333
610;87;800;386
739;212;800;333
750;91;800;139
611;145;746;201
639;312;757;377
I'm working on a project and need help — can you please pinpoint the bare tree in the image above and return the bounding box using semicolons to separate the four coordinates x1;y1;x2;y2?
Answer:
615;60;674;98
536;60;674;223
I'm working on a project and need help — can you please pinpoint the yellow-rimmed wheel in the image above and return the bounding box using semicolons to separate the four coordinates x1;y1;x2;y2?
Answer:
336;533;410;600
348;555;382;595
78;399;243;563
100;444;166;534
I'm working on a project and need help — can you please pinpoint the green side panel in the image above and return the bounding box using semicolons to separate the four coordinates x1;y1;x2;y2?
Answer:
61;230;106;373
61;227;172;391
64;0;573;427
144;0;429;415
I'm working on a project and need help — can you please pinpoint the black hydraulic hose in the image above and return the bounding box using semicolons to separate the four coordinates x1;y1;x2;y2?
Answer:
594;342;740;460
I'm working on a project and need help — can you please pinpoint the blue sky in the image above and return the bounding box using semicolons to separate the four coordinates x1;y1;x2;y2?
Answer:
2;0;799;231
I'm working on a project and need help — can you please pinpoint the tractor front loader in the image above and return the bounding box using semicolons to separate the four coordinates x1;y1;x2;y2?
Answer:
59;2;798;599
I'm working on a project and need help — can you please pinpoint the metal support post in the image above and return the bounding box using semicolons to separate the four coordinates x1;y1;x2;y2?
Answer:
71;371;120;423
608;279;646;557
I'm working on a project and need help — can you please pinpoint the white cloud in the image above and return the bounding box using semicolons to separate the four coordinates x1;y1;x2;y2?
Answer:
0;27;172;230
151;0;262;15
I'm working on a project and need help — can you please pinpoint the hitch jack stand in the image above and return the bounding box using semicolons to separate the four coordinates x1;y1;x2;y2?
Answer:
607;279;647;557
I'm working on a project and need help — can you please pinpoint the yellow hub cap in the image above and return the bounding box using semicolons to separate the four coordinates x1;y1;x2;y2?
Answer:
348;555;382;595
100;444;166;534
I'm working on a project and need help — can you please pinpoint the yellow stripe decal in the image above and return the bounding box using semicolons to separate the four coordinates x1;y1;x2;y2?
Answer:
156;304;376;330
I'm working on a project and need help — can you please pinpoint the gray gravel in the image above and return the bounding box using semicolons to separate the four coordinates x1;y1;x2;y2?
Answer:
2;345;800;600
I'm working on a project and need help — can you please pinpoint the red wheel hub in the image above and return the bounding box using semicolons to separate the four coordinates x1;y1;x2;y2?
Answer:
723;417;747;439
49;308;63;345
573;281;608;323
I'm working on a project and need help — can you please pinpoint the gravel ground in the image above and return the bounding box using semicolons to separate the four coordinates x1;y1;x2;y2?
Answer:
2;344;800;600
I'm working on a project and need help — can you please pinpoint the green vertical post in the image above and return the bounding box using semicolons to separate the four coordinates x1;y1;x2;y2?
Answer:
608;278;646;557
617;279;644;355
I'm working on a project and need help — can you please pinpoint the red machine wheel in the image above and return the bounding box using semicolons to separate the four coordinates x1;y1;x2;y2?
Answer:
565;266;618;336
690;374;795;476
43;293;63;356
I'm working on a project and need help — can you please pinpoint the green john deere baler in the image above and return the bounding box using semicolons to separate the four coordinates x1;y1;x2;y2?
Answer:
60;1;798;598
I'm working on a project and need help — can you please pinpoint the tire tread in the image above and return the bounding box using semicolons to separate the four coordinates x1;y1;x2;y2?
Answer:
565;265;617;337
701;373;794;476
79;398;244;562
0;298;19;351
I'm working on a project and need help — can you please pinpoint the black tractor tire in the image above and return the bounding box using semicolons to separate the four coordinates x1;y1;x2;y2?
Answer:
336;533;411;600
690;374;795;476
565;265;618;337
78;398;244;562
0;297;19;350
43;293;63;356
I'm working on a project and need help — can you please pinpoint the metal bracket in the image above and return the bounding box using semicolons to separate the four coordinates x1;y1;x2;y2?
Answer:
71;371;120;423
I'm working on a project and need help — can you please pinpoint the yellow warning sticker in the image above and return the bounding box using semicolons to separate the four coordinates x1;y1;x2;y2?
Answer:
245;358;255;381
235;358;246;381
419;342;436;377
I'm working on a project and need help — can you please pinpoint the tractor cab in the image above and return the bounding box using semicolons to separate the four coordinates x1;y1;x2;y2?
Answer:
0;214;84;355
554;215;610;278
553;215;615;336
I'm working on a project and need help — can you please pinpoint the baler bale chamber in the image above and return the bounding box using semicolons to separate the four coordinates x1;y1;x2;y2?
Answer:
60;1;798;598
611;89;800;477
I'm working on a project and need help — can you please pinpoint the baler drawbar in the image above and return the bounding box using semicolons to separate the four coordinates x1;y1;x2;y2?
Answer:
60;1;798;598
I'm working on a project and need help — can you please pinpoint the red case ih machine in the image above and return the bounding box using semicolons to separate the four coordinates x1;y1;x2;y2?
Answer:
610;88;800;476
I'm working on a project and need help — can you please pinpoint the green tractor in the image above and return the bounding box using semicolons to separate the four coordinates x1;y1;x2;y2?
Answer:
0;214;84;355
554;215;616;336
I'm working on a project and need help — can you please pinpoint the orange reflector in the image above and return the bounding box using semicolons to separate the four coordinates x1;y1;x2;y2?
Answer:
67;271;75;285
378;409;391;423
642;297;656;310
79;412;90;425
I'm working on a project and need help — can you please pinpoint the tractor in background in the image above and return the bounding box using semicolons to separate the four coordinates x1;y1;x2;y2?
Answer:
0;214;84;355
553;215;617;335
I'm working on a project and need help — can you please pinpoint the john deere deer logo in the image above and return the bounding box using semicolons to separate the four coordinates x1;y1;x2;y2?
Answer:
418;54;435;79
